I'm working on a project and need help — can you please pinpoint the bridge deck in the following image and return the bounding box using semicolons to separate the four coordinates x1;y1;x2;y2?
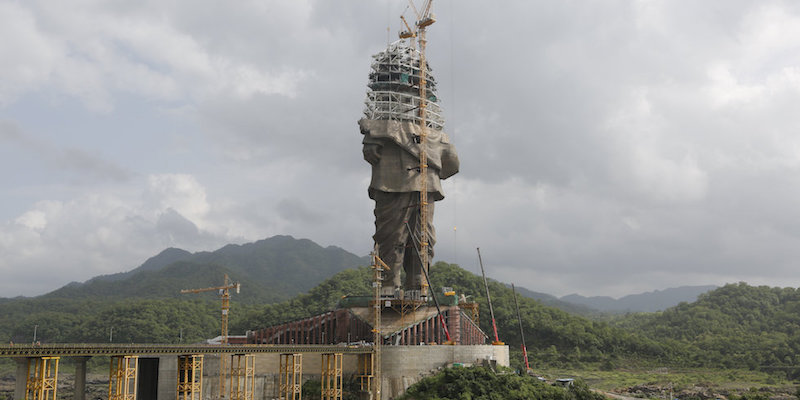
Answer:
0;343;373;357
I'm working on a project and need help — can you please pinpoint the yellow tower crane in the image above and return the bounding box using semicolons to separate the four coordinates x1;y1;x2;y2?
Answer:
402;0;435;299
181;274;241;399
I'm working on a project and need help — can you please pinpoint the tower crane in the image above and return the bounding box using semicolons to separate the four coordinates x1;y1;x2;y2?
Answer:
399;0;436;299
181;274;241;398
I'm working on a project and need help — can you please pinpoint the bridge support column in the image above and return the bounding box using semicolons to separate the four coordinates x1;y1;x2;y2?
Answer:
321;353;342;400
109;355;138;400
14;358;28;400
177;354;203;400
356;353;373;396
26;356;60;400
229;354;255;400
73;356;91;400
279;353;302;400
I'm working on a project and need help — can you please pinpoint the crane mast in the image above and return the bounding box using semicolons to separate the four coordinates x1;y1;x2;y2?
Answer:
408;0;435;300
181;274;241;398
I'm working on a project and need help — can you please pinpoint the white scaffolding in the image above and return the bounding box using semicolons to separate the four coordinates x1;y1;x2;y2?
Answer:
363;40;445;131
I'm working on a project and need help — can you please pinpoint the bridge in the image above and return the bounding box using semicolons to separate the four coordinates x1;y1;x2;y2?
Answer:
1;343;375;400
0;343;372;357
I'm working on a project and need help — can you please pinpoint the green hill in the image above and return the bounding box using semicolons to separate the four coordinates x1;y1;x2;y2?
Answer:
425;263;671;369
614;282;800;375
399;365;605;400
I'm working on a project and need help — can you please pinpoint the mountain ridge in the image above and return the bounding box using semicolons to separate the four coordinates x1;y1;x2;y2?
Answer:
41;235;370;304
560;285;718;313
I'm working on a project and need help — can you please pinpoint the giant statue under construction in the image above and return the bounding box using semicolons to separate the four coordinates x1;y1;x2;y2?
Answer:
359;39;459;299
246;5;508;399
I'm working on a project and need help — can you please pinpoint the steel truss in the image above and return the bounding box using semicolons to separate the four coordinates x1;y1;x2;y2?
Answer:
177;354;204;400
25;356;59;400
279;353;302;400
356;353;373;394
229;354;255;400
109;355;138;400
321;353;343;400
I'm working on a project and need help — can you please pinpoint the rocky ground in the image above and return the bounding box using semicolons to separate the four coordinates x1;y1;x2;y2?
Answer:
616;384;797;400
0;372;107;400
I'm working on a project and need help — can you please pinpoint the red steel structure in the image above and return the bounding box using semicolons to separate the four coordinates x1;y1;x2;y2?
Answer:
247;306;486;346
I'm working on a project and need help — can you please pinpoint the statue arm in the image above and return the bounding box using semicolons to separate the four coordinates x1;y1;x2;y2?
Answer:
439;145;460;179
363;143;382;165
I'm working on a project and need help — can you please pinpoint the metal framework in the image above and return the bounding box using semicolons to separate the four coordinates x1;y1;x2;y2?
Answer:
109;355;138;400
279;353;302;400
25;356;59;400
177;354;204;400
393;298;426;341
229;354;255;400
321;353;343;400
363;41;444;131
356;353;373;394
460;301;480;327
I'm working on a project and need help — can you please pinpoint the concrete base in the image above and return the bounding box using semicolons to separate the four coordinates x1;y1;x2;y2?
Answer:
145;345;508;400
381;345;509;399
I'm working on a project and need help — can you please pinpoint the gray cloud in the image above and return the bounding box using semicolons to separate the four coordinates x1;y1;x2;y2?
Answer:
2;1;800;298
0;119;132;183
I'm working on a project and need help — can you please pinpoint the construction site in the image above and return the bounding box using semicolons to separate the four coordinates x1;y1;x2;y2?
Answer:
0;1;513;399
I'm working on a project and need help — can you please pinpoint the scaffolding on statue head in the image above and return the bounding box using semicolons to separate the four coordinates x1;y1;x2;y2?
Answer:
363;40;445;131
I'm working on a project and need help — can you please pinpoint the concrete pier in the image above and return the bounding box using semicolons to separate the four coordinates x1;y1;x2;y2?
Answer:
73;356;91;400
14;358;27;400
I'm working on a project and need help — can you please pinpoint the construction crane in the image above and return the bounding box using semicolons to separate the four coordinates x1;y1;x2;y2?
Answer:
399;0;436;301
181;274;241;398
477;248;504;345
511;283;531;372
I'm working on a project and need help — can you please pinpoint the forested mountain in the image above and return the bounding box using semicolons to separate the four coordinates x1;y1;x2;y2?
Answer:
614;283;800;375
88;247;193;282
561;285;717;313
0;235;368;344
42;235;369;304
7;235;800;376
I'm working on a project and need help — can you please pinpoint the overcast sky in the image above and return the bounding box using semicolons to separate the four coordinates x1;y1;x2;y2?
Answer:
2;0;800;299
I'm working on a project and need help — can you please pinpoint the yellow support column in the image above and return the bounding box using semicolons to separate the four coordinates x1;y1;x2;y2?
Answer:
279;353;302;400
177;355;204;400
109;355;138;400
25;356;59;400
321;353;342;400
229;354;255;400
356;353;373;396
